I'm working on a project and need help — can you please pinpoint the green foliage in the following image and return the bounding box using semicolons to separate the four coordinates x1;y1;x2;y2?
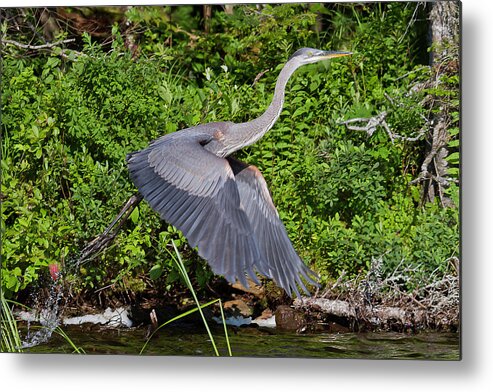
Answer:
314;141;388;221
1;3;459;300
127;4;322;83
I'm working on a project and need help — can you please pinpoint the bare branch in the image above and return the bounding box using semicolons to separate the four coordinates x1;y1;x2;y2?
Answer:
409;170;458;187
339;111;428;143
1;37;75;50
394;65;430;82
253;69;270;86
1;37;84;60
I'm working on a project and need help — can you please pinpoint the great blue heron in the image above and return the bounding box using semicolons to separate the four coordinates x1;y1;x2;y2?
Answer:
127;48;351;297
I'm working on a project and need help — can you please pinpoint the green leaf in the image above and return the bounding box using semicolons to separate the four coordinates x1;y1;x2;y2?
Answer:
447;167;459;176
149;264;163;280
448;139;459;148
293;107;306;117
446;152;459;164
130;206;140;224
32;125;39;138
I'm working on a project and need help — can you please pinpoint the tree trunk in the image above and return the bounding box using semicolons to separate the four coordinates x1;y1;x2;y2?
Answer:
203;5;212;33
224;5;234;15
420;1;460;206
429;1;460;65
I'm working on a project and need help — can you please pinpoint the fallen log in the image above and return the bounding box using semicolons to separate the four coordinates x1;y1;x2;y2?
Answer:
293;297;455;332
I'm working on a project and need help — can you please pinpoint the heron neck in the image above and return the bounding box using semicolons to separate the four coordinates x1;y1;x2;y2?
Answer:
230;59;301;151
255;59;299;132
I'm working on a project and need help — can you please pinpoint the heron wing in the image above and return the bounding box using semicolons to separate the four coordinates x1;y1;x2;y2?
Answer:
228;158;319;297
126;128;262;287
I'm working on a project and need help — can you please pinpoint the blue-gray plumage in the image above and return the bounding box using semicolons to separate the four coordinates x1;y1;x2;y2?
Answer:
127;48;351;297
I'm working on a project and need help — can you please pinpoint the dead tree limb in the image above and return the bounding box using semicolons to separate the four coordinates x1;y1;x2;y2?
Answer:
339;111;428;143
0;37;84;60
0;37;75;50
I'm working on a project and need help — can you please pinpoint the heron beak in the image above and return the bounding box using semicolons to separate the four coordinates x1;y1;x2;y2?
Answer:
319;50;352;59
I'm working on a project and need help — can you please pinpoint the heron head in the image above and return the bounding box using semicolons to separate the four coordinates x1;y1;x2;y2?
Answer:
289;47;352;65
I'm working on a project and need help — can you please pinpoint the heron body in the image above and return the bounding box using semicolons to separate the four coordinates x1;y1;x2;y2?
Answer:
127;48;351;297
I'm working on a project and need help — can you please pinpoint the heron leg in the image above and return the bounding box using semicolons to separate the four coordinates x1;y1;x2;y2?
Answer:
74;193;143;268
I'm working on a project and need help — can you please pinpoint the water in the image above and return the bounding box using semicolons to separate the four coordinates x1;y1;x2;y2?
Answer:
21;323;460;360
20;277;63;349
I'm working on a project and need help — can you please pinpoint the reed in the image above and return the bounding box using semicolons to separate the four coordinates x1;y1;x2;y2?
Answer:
0;292;23;352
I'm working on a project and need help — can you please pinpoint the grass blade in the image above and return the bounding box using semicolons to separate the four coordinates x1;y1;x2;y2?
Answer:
140;240;233;356
170;240;219;356
1;292;23;352
218;299;232;356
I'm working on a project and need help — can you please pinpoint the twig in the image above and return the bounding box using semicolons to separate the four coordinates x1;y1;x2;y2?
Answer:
339;111;388;137
394;65;430;82
302;254;460;331
172;27;199;41
321;270;346;298
93;283;115;294
409;169;458;187
1;38;75;50
253;69;269;85
398;2;422;44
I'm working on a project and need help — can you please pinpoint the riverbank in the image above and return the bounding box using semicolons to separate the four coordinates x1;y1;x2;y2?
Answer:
30;273;458;334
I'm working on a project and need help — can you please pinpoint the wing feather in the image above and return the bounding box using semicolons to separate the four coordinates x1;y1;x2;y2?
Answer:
127;127;263;285
228;157;319;296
